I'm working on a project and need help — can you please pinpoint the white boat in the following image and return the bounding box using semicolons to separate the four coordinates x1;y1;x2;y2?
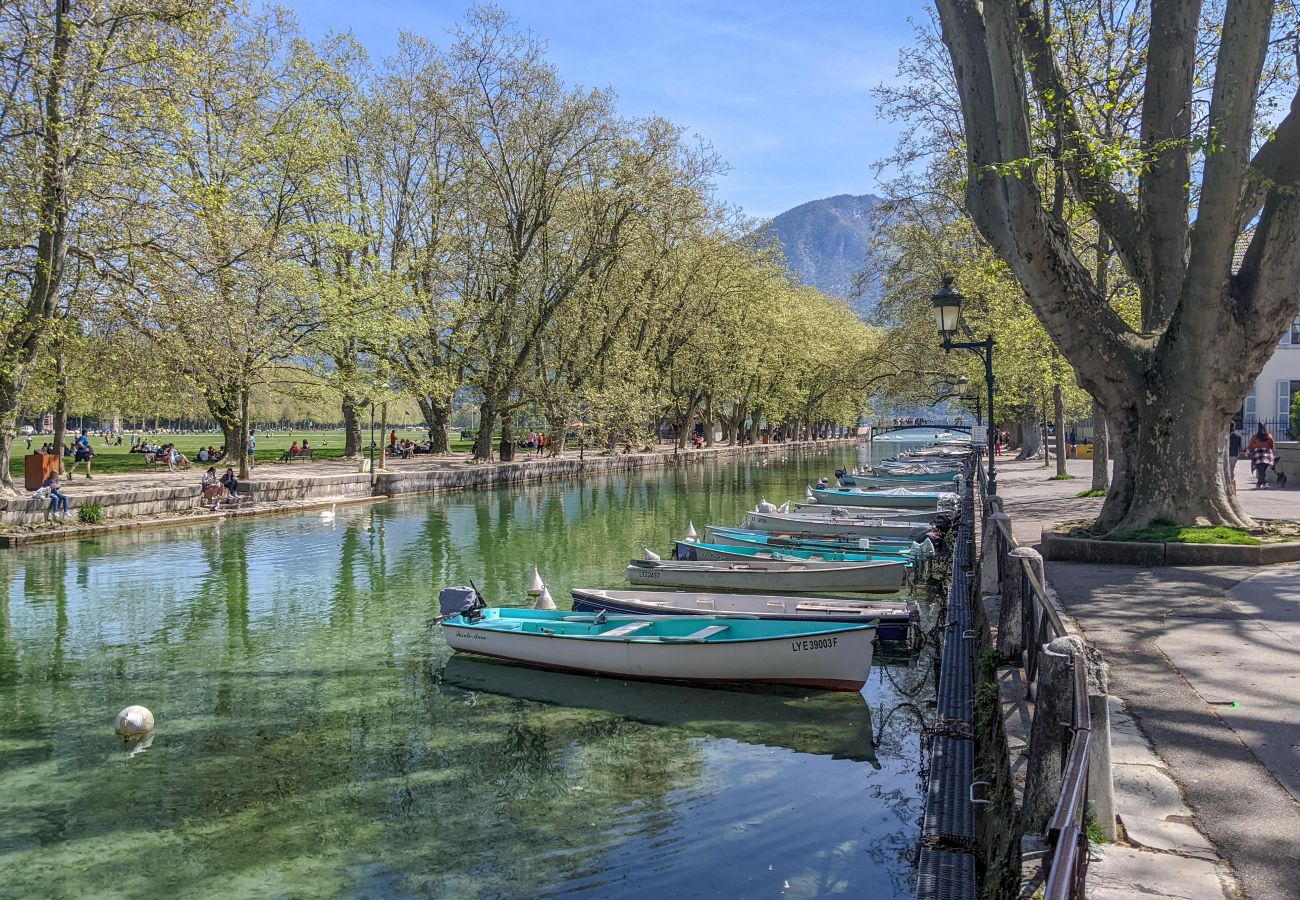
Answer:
624;557;906;593
810;487;956;509
744;509;929;538
437;588;876;692
571;588;916;640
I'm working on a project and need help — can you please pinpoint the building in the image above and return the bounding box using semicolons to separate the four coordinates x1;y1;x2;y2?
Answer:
1241;318;1300;440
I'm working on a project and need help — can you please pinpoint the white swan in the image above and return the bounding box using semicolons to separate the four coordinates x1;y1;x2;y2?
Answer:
320;503;336;521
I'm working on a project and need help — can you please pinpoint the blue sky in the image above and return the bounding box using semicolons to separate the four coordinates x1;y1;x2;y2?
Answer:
290;1;931;219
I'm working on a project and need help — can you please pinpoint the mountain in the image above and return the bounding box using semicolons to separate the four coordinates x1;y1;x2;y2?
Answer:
762;193;882;312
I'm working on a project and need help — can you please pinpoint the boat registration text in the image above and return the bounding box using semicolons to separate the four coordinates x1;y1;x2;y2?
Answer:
791;636;839;652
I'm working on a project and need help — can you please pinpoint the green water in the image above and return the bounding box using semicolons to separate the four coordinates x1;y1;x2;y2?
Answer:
0;446;934;899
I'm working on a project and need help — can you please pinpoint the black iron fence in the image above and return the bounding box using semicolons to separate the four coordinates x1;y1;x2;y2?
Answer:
977;462;1094;900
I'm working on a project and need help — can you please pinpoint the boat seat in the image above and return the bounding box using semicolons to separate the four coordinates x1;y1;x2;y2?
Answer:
598;621;653;639
661;624;730;642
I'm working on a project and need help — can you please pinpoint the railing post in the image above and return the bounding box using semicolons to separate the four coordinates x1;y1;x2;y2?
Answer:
1022;635;1085;835
996;547;1041;661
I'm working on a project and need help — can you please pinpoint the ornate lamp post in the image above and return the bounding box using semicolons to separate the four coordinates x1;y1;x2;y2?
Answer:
933;277;996;494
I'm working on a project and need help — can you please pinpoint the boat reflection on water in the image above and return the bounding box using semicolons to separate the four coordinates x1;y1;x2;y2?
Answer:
436;655;879;766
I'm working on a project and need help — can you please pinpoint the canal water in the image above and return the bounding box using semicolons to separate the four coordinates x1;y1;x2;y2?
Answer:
0;444;937;899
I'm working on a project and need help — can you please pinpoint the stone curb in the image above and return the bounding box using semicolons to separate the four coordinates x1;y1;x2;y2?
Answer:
1040;529;1300;566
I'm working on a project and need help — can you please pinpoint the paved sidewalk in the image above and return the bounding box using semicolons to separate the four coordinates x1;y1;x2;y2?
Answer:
994;457;1300;900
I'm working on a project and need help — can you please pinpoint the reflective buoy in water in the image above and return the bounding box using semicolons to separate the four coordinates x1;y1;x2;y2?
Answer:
527;565;544;597
684;521;698;541
115;705;155;737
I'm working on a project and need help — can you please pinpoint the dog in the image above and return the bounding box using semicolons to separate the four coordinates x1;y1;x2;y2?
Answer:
1276;465;1288;487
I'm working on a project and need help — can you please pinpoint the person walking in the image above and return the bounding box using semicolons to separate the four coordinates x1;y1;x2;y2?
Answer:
1227;425;1244;491
71;428;94;479
1247;423;1275;489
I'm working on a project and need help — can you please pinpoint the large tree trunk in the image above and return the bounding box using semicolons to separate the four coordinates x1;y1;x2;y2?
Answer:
473;399;495;461
416;395;452;454
1017;413;1042;460
52;352;68;476
342;394;365;458
749;407;763;444
703;394;715;447
1098;393;1246;531
1091;400;1109;492
1054;384;1067;477
238;389;251;480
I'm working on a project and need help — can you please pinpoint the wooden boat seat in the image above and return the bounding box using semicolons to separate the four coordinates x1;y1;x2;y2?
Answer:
598;621;653;639
661;624;730;643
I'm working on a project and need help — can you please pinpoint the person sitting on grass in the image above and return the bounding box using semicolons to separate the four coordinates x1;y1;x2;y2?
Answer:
42;471;68;518
201;466;224;510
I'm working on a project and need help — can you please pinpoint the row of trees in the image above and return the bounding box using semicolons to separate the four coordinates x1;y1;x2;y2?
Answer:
1;2;882;487
869;1;1299;532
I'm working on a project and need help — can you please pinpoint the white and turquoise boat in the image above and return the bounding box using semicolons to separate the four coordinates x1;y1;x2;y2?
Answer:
625;556;907;594
809;487;956;509
437;588;876;692
673;539;914;565
744;509;930;537
704;525;917;554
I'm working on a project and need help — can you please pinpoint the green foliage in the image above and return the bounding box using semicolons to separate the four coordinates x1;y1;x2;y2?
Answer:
1100;521;1261;545
77;503;104;525
1077;488;1108;498
1048;474;1078;481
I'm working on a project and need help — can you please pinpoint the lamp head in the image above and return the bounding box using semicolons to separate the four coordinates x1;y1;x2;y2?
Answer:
931;276;964;339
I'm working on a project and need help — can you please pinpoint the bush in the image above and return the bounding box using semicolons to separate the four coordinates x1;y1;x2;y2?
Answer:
77;503;103;525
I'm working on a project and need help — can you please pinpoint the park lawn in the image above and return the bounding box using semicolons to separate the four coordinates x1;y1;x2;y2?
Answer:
10;429;479;478
1100;521;1262;545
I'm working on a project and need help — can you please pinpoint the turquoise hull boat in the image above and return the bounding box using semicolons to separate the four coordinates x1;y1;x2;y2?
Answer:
674;539;914;566
437;591;877;692
705;525;916;555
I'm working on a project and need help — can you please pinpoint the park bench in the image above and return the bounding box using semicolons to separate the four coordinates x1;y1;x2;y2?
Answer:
279;448;314;463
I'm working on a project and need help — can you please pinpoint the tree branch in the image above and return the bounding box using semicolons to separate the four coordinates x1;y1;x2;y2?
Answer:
1135;0;1200;330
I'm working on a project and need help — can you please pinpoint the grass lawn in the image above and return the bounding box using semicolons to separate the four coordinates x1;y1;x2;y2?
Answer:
11;428;482;478
1100;520;1262;545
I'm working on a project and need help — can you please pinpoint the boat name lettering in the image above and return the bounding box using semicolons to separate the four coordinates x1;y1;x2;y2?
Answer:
791;636;839;652
454;630;488;641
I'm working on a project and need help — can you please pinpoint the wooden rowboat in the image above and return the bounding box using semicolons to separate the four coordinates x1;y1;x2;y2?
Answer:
437;587;876;692
625;557;906;593
571;588;916;642
704;525;916;553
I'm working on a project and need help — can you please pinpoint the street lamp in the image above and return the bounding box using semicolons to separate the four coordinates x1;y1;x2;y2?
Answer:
932;276;996;494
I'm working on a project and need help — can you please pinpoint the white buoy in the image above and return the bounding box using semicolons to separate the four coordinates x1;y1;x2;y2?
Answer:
684;521;698;541
534;585;556;610
643;547;661;561
805;485;817;503
115;705;155;737
526;565;544;597
778;501;791;513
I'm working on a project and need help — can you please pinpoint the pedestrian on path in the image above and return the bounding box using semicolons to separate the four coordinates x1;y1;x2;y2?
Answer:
1227;424;1243;491
1247;423;1275;489
71;428;94;479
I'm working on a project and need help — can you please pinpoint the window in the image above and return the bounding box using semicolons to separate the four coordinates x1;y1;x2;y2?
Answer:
1244;390;1256;422
1281;316;1300;346
1279;380;1291;420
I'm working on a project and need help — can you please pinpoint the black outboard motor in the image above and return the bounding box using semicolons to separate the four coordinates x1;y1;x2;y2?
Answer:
834;468;847;479
438;586;484;622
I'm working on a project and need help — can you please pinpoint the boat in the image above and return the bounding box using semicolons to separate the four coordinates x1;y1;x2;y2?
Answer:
840;472;959;488
674;539;914;565
571;588;916;642
705;525;918;554
810;487;956;509
744;509;931;538
437;587;876;692
624;557;906;593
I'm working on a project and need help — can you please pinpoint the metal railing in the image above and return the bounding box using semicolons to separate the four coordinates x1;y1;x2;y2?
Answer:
975;459;1093;900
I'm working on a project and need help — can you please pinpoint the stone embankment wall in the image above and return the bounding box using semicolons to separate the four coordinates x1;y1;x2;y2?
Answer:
0;439;851;528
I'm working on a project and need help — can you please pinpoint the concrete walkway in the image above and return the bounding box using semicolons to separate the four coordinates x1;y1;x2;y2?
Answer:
994;456;1300;900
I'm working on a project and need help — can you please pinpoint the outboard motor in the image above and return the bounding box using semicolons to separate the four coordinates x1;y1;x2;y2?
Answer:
438;586;484;622
834;468;847;479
